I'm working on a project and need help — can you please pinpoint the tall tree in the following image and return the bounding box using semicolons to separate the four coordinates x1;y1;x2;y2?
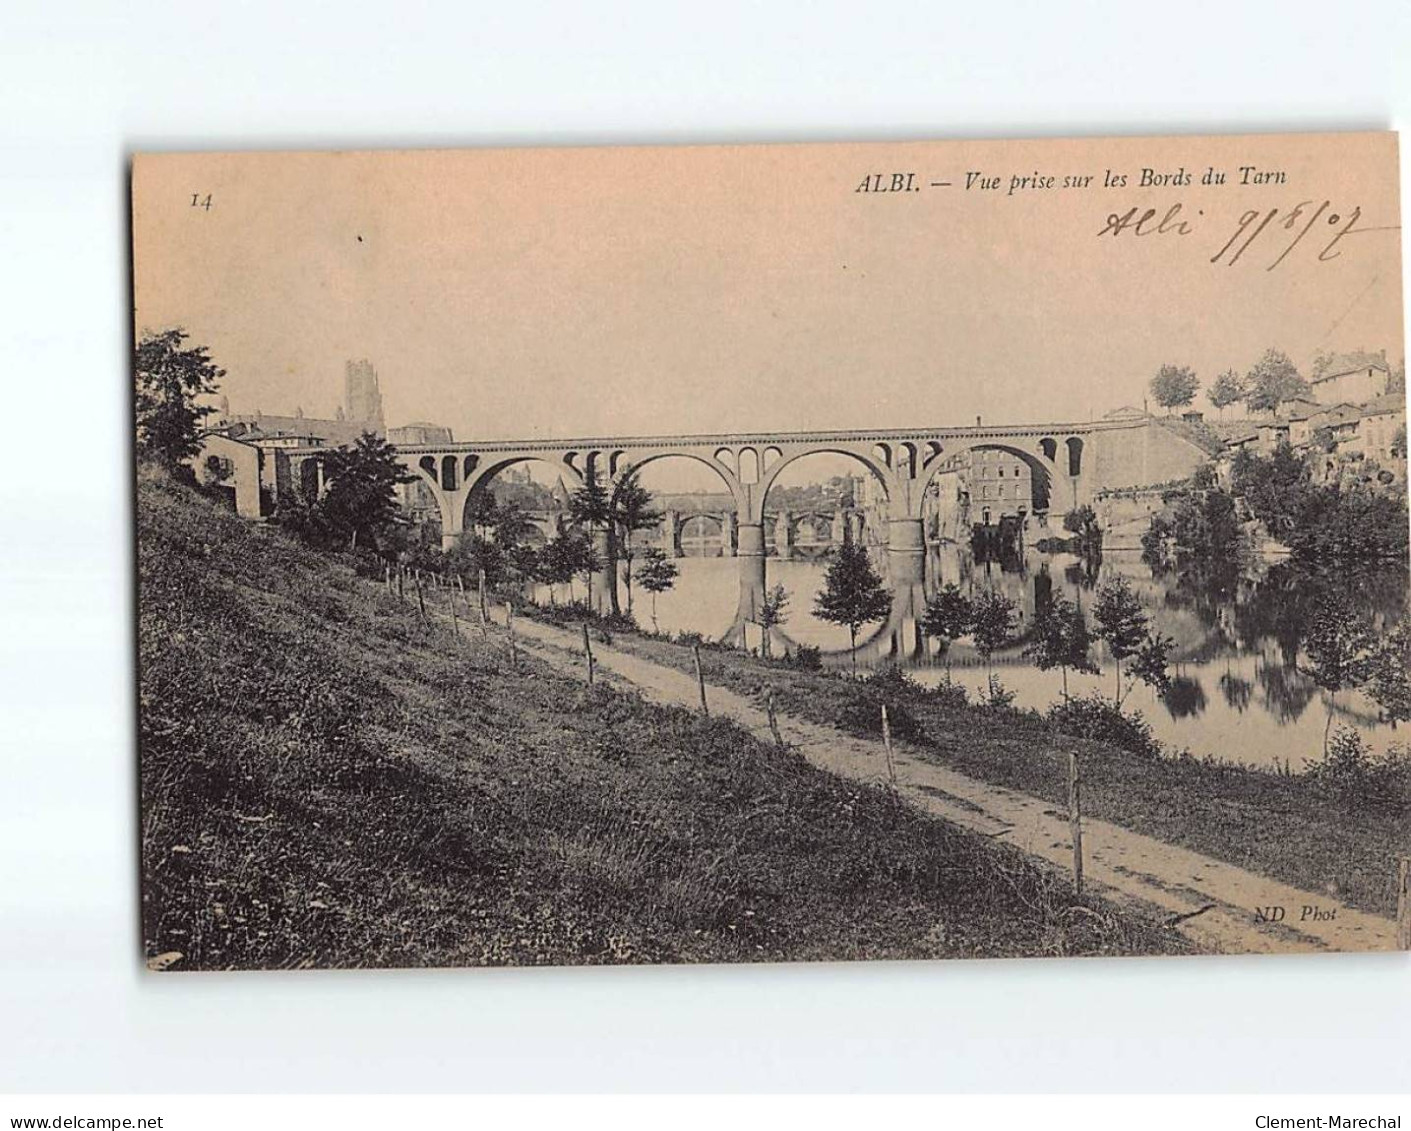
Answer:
1367;616;1411;725
970;588;1018;696
1244;348;1309;415
491;501;538;550
611;466;662;616
1206;368;1246;418
756;584;790;659
634;546;679;632
567;467;614;612
502;543;541;603
1301;597;1376;754
1022;596;1098;703
1092;576;1171;708
464;492;499;539
1149;364;1200;414
537;533;579;605
920;583;973;685
316;432;414;551
813;538;892;675
134;328;225;474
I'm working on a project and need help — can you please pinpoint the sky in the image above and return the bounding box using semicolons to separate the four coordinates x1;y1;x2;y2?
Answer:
133;133;1404;453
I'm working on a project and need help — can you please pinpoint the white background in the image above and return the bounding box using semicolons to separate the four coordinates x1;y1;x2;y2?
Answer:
1;0;1408;1094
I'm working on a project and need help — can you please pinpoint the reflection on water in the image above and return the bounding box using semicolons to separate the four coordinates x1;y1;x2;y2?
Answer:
588;544;1409;771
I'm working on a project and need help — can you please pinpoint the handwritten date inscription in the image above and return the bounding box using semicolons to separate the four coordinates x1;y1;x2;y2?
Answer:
1097;200;1397;271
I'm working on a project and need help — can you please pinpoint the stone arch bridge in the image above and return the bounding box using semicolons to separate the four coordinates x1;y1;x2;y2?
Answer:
398;422;1118;554
393;417;1206;619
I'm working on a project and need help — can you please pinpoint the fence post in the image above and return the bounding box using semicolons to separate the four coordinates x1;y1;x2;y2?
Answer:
1397;856;1410;951
413;570;428;622
448;579;459;636
766;688;783;747
478;569;488;625
880;704;897;786
692;644;709;717
1068;751;1084;897
506;603;518;669
582;621;595;686
397;565;405;600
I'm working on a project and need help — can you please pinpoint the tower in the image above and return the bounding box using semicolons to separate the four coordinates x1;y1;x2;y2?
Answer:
344;359;385;429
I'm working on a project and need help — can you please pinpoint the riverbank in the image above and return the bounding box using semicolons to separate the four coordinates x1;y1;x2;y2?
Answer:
517;603;1408;921
138;473;1182;968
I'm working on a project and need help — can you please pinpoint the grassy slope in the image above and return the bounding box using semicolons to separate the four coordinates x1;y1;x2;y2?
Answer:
588;629;1408;918
137;473;1184;970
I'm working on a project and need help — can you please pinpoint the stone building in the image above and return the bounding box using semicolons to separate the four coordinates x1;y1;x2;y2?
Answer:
1310;351;1391;405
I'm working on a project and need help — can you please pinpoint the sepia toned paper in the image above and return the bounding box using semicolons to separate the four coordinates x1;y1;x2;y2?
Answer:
132;132;1408;970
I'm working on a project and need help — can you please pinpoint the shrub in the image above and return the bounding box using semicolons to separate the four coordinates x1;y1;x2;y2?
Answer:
1047;694;1163;758
930;681;969;711
864;664;925;700
982;675;1016;709
787;644;823;671
1307;727;1411;813
837;694;921;743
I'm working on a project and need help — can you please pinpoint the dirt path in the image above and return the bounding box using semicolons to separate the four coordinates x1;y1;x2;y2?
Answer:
475;601;1398;954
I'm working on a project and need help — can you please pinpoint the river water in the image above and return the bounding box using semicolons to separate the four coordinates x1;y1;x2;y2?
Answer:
583;543;1408;772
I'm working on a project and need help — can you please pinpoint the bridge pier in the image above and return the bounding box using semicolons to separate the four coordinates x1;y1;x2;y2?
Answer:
887;518;926;580
736;521;765;557
719;512;738;556
774;511;793;560
660;509;680;558
729;551;768;651
439;497;466;551
590;526;615;615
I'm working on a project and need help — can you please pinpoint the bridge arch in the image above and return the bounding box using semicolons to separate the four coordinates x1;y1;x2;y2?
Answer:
755;446;891;524
461;455;584;534
918;440;1058;516
620;449;747;514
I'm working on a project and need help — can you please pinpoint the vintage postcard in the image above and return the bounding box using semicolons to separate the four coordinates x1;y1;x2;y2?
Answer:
132;132;1408;970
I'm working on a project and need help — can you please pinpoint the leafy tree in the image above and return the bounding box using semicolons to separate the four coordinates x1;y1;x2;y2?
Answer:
450;534;505;589
1150;364;1199;414
1244;348;1309;415
611;467;662;615
756;584;790;659
1207;368;1246;418
572;534;602;608
635;546;679;632
491;501;538;550
920;583;973;684
1129;632;1175;702
1062;505;1102;553
567;467;615;612
134;328;225;474
464;492;499;538
1230;444;1310;540
315;432;414;551
502;543;540;602
1022;596;1098;703
538;533;582;605
970;589;1018;695
813;538;892;675
1367;617;1411;724
1092;575;1170;707
1301;597;1376;754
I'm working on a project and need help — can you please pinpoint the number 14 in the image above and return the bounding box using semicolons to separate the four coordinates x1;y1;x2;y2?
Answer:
190;193;212;210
